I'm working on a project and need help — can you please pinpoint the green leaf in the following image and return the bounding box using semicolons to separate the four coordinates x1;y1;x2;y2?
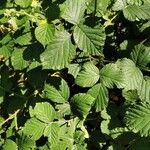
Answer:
125;103;150;137
122;90;139;102
44;79;70;103
100;63;124;88
68;64;81;78
44;122;60;146
75;62;100;87
130;44;150;70
23;118;46;140
127;0;143;5
35;22;55;46
88;83;109;112
61;0;86;24
71;93;95;119
73;25;106;55
15;0;32;8
15;32;32;46
34;102;55;123
116;58;143;91
41;30;75;69
123;5;150;21
87;0;110;17
3;139;17;150
11;48;29;70
17;133;35;150
113;0;127;11
138;78;150;103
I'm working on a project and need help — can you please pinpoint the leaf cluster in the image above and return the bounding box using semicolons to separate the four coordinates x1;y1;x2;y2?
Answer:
0;0;150;149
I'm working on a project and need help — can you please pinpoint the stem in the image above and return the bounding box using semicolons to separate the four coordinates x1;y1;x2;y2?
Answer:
0;109;20;128
94;0;97;17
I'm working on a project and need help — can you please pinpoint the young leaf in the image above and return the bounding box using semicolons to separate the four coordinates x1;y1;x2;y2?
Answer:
88;83;109;112
73;25;106;55
125;103;150;137
61;0;86;24
34;102;55;123
44;79;70;103
41;30;75;69
71;93;95;119
35;22;55;46
75;62;100;87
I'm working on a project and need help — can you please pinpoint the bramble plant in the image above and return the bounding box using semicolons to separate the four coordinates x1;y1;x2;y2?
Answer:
0;0;150;149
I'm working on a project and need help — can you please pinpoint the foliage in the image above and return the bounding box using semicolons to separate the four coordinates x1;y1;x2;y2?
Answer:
0;0;150;149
